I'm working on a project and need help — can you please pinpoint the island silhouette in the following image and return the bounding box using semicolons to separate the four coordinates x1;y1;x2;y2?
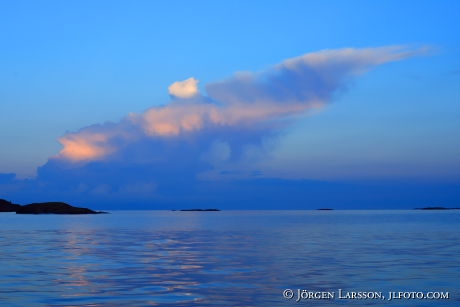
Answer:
0;199;106;214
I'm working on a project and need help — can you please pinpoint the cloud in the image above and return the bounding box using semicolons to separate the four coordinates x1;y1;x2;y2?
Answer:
206;46;428;106
57;132;113;162
168;77;200;99
18;45;427;204
55;46;426;165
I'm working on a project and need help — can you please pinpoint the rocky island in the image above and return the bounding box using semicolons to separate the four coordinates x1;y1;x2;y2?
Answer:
414;206;460;210
0;199;22;212
173;208;221;212
0;199;106;214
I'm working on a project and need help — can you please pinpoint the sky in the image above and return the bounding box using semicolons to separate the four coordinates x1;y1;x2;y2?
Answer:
0;0;459;209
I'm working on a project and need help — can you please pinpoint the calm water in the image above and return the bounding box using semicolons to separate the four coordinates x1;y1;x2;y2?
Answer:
0;210;459;306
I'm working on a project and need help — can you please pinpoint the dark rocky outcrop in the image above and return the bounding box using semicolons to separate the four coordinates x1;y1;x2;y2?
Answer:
14;202;107;214
177;208;221;212
0;199;22;212
15;202;103;214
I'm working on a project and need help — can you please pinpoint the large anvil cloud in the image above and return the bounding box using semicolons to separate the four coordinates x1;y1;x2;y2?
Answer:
54;46;426;166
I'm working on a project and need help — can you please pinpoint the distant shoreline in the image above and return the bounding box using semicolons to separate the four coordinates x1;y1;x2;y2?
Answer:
2;198;460;212
172;209;221;212
414;207;460;210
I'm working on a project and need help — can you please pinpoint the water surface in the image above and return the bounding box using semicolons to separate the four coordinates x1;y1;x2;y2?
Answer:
0;210;459;306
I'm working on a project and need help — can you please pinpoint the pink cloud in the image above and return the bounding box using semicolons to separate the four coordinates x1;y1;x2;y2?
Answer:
55;45;427;163
57;132;114;162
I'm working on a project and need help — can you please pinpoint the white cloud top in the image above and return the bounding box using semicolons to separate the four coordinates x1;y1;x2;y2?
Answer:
168;77;200;98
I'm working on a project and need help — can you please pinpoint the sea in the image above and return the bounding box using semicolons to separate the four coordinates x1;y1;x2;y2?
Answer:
0;210;459;307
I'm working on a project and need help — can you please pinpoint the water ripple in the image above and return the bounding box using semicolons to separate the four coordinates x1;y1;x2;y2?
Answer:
0;210;459;306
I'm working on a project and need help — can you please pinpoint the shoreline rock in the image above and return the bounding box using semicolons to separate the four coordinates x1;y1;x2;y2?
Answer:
1;199;107;214
175;208;221;212
0;199;21;212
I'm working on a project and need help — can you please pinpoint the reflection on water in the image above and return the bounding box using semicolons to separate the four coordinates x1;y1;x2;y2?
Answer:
0;210;459;306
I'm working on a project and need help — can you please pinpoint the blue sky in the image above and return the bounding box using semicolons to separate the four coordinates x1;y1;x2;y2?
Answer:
0;1;459;209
